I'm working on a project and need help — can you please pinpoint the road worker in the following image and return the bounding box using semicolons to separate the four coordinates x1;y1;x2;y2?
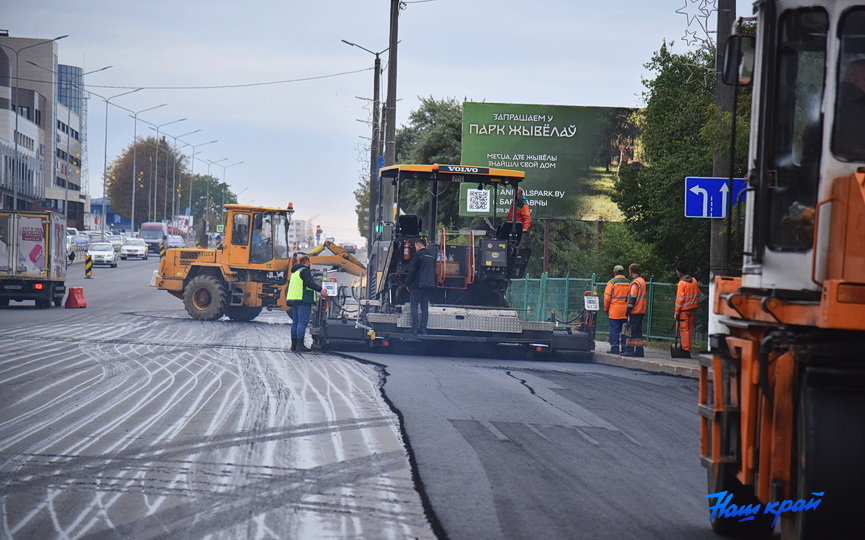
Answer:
286;255;329;352
604;265;630;354
674;264;700;358
622;263;647;357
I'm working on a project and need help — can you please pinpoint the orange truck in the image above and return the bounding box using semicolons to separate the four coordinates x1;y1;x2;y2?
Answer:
701;1;865;537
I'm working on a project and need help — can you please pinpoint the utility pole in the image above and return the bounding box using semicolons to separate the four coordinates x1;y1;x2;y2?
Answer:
382;0;400;231
709;0;737;334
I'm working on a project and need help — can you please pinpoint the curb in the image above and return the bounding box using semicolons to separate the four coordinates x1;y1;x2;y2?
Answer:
591;350;700;379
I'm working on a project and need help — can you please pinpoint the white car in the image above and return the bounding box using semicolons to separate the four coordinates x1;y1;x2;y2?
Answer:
87;242;118;267
120;238;149;260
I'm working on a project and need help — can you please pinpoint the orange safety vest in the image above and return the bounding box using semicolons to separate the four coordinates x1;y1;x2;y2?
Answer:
604;276;630;319
628;276;647;315
675;276;700;317
506;202;532;232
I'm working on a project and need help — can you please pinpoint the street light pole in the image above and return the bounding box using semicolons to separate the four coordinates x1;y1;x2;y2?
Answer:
213;161;243;222
185;140;217;227
165;128;200;232
342;39;387;246
383;0;401;222
0;34;68;210
145;117;186;225
204;157;227;241
25;60;111;226
100;88;142;234
124;103;167;233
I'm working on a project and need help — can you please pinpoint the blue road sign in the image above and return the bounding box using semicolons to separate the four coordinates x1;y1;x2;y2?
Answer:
684;177;747;218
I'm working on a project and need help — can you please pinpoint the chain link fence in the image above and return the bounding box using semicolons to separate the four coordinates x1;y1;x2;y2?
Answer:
505;274;708;343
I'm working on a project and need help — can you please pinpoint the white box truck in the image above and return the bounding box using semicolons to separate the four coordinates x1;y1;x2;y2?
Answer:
0;211;68;308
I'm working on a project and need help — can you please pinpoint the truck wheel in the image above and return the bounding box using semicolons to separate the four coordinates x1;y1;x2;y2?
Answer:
36;298;51;309
707;463;773;538
0;298;8;308
786;368;865;538
225;306;262;321
183;275;228;321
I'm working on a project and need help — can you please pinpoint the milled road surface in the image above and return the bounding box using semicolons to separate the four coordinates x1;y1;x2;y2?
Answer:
0;259;433;539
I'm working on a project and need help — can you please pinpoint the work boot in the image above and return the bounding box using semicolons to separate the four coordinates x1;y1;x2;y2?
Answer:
609;347;619;355
296;343;312;353
634;347;645;357
290;340;297;351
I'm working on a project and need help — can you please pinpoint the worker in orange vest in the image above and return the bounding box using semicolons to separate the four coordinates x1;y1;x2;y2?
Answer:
622;263;647;357
505;187;532;243
604;265;631;354
674;264;700;357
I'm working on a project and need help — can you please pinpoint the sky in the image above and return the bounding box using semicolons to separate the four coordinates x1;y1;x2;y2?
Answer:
5;0;754;245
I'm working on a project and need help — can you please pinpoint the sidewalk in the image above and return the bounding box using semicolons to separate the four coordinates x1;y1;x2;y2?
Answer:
591;343;701;379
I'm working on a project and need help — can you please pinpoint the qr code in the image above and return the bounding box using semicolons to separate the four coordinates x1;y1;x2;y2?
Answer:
467;189;490;212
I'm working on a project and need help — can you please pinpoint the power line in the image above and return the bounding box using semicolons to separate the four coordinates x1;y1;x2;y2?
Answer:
82;66;374;91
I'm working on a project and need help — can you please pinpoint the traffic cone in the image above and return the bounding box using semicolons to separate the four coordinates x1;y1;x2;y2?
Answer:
85;254;93;278
65;287;87;308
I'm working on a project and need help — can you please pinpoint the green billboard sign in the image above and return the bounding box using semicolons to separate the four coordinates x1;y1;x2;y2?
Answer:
461;102;635;220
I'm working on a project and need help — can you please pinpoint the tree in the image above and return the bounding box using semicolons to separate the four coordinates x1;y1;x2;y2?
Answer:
612;42;719;281
188;174;235;231
106;136;189;225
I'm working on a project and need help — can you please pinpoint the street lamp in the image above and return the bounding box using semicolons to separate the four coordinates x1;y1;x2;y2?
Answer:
0;34;68;210
213;161;244;221
342;39;387;247
122;103;168;233
143;118;186;224
184;139;217;226
99;88;143;233
164;128;200;231
204;157;228;239
25;60;111;225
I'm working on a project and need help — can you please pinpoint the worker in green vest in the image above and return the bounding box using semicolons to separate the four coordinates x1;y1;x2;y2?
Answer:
286;255;329;352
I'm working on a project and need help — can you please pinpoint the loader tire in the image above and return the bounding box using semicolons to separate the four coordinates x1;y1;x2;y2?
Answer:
225;305;262;322
183;275;228;321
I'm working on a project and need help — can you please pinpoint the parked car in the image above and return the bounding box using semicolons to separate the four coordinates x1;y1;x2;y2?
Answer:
87;242;118;267
73;233;90;248
120;238;148;260
166;235;185;249
106;234;123;252
338;242;357;254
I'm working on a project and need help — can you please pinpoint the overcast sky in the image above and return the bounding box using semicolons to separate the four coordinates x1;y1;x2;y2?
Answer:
6;0;753;244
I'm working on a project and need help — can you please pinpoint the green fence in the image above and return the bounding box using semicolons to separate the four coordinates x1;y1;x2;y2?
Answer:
505;274;708;343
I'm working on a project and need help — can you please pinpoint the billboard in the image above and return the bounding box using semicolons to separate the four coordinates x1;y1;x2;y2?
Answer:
461;102;635;220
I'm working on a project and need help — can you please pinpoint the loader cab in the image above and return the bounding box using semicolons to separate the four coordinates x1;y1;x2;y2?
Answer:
225;205;291;267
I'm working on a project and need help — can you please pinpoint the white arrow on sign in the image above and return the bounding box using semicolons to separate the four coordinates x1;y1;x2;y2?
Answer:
719;182;729;218
689;184;708;217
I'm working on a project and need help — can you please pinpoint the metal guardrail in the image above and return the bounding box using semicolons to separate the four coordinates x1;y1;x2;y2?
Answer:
506;273;709;343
